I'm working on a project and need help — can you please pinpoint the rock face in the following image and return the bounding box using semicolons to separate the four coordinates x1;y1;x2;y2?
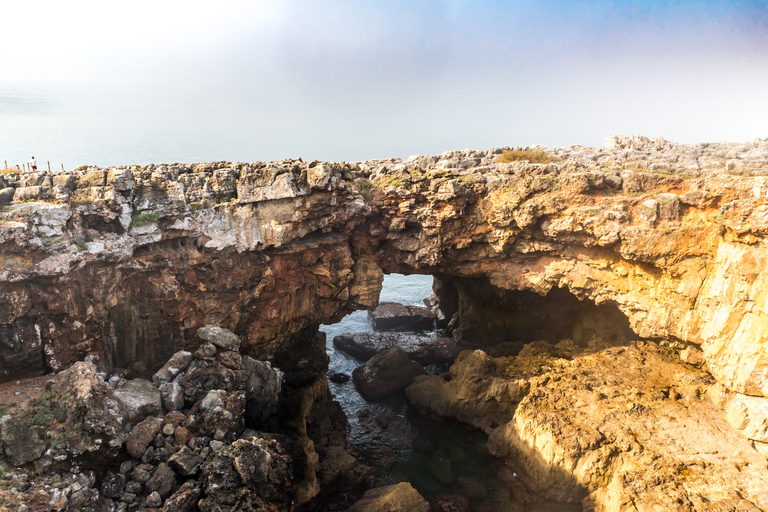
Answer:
4;138;768;508
2;140;768;404
408;340;768;510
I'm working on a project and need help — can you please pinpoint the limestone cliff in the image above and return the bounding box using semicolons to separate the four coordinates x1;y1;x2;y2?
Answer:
2;135;768;441
0;136;768;396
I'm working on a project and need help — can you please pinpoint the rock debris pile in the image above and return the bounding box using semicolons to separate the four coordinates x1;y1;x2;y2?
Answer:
0;326;305;512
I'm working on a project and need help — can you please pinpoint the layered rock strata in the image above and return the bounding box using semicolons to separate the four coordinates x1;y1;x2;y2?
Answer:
3;135;768;507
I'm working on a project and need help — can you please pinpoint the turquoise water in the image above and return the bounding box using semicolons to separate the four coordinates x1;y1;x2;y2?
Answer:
320;274;515;508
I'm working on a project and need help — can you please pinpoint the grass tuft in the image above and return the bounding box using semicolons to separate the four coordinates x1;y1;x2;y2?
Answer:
131;211;159;227
496;149;561;164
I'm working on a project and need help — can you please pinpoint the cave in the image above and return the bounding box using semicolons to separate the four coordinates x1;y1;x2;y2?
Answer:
432;275;638;351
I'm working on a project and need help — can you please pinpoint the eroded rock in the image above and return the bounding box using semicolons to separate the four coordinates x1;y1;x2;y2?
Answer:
334;332;462;364
346;482;430;512
352;347;426;399
368;301;436;331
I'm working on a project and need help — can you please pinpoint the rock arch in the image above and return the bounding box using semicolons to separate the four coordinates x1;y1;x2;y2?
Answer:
1;138;768;410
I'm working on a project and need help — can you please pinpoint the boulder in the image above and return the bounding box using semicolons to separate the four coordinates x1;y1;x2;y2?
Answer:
51;361;126;456
198;436;293;511
180;358;247;407
334;332;462;364
161;481;201;512
242;356;283;431
0;417;45;466
197;325;241;351
0;187;14;205
346;482;430;512
126;416;163;458
168;446;203;476
113;378;163;422
328;370;350;383
352;348;426;399
368;301;436;331
145;462;177;500
152;350;193;385
159;381;184;412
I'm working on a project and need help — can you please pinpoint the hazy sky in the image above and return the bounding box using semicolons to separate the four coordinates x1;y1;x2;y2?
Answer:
1;1;767;165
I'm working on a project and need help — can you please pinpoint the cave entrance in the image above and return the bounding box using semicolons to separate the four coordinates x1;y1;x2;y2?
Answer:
433;275;637;351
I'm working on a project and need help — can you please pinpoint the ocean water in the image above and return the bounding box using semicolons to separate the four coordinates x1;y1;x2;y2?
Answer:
320;274;514;508
0;92;275;170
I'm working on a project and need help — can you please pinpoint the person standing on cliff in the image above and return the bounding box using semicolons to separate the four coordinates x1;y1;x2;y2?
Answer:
29;156;37;172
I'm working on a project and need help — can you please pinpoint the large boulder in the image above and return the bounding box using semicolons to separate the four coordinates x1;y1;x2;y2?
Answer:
0;416;45;466
346;482;430;512
113;378;163;422
50;361;127;456
368;302;436;331
334;332;462;364
126;416;163;458
0;187;14;205
352;348;426;399
197;325;241;351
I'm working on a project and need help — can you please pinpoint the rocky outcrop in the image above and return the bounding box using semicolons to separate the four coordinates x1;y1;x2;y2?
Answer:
346;482;430;512
407;340;768;510
4;136;768;508
0;326;366;511
333;331;462;364
368;301;436;331
3;138;768;402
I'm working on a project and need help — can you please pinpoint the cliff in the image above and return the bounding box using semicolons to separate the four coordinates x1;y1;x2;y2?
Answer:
3;135;768;507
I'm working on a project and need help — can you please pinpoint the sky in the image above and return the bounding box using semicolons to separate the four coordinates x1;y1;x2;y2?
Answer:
1;0;767;166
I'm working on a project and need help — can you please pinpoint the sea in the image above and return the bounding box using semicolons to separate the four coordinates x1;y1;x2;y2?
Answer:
320;274;512;507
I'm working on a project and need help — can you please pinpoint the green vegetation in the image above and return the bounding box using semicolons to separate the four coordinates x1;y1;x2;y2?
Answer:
0;403;6;417
384;175;406;188
713;212;724;221
496;149;561;164
50;432;65;449
1;206;11;213
130;211;159;227
360;179;374;201
189;201;201;212
35;230;48;239
31;392;55;426
75;242;88;251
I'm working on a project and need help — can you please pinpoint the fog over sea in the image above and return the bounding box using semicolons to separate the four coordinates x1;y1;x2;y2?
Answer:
0;91;289;170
